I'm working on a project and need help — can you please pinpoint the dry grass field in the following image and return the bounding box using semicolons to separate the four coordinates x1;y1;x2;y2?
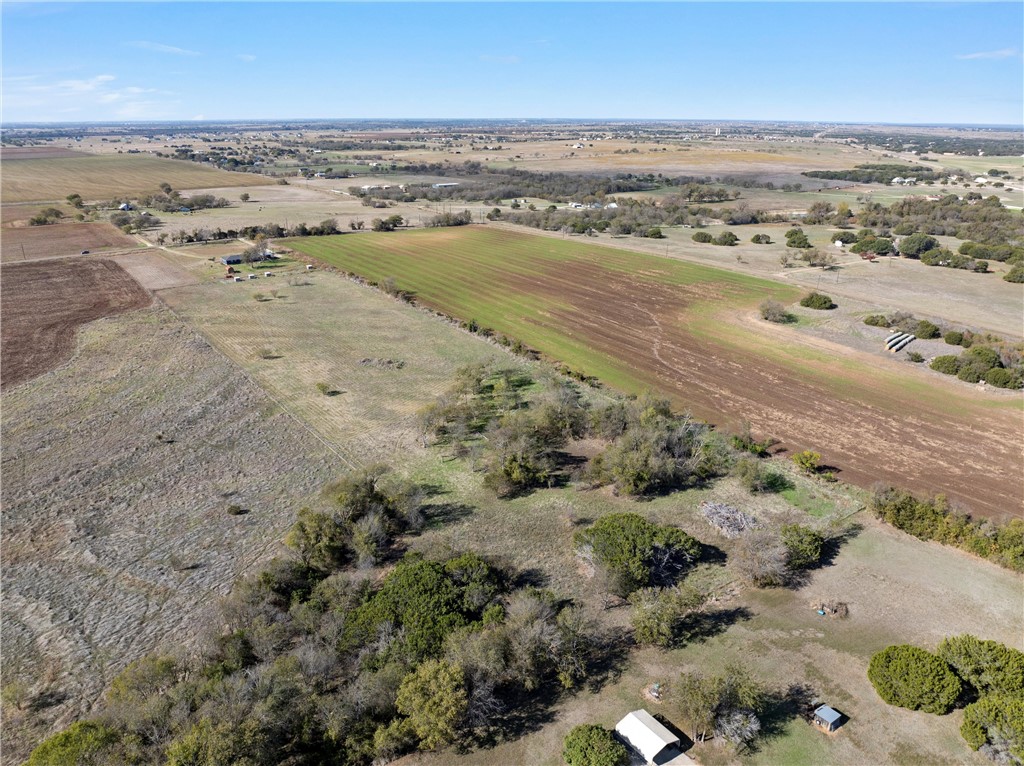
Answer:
0;258;152;388
287;227;1023;520
1;153;270;203
0;306;341;761
0;222;137;262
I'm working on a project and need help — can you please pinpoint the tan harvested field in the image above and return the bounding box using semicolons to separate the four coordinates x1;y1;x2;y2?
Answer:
0;258;152;388
1;146;89;160
0;153;271;203
108;250;200;291
0;222;137;262
0;306;340;760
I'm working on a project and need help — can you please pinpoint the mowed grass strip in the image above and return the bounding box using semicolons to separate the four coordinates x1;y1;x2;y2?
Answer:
1;154;271;203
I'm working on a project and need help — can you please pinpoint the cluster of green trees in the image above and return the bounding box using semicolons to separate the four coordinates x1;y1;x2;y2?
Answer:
846;230;895;256
868;636;1024;764
586;396;727;496
109;210;161;233
857;195;1019;247
426;210;473;227
673;666;771;751
419;364;588;497
958;241;1024;267
371;215;404;232
138;188;231;213
930;345;1022;388
692;230;739;246
28;475;603;765
804;163;945;185
803;200;854;226
870;487;1024;571
830;131;1023;156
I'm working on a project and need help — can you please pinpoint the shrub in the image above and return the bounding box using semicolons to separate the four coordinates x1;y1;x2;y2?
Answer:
985;367;1023;389
899;233;939;258
868;645;961;714
734;457;773;493
574;513;701;597
960;694;1024;762
786;231;812;249
799;292;835;310
915;320;941;340
963;346;1001;371
936;635;1024;698
751;234;772;244
907;351;925;363
944;331;964;346
791;450;821;474
831;231;858;244
957;364;984;383
733;529;790;587
562;724;629;766
1004;264;1024;283
780;524;824;569
692;231;713;243
316;381;332;395
714;231;739;246
864;314;890;327
759;300;791;324
930;355;961;375
28;721;120;766
629;584;706;647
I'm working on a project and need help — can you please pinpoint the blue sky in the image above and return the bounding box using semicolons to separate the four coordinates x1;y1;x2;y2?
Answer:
3;2;1022;124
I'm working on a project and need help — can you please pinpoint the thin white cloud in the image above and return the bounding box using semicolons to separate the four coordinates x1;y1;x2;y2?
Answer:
956;48;1017;60
3;73;179;121
479;54;520;65
237;53;257;63
128;40;201;57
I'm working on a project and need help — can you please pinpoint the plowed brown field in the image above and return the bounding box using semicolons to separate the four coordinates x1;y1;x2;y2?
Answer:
1;258;151;388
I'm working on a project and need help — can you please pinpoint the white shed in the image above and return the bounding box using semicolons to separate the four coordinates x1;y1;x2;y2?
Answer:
615;709;687;764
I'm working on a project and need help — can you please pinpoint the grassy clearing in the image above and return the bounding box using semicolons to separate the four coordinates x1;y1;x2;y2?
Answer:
0;154;270;203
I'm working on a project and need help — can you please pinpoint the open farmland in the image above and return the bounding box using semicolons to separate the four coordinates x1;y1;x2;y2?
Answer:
0;153;270;203
0;222;137;262
287;226;1023;519
155;264;1020;766
0;258;152;388
0;306;340;760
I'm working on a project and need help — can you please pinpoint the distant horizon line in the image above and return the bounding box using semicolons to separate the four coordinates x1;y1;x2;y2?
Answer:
3;117;1022;131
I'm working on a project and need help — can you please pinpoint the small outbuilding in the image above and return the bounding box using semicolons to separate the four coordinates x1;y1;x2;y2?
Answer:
615;709;691;765
221;255;243;265
813;705;844;733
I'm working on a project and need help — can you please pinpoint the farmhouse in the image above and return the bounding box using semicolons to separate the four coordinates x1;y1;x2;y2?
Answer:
615;709;693;765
